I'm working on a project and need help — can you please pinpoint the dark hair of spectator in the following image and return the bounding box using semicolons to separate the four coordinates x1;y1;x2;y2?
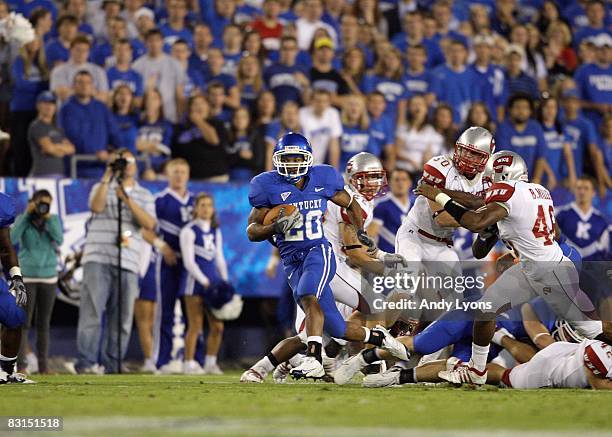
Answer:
32;189;52;202
464;102;494;133
111;84;135;114
19;37;49;80
193;192;219;228
206;80;225;94
172;38;189;48
74;69;93;81
70;34;91;48
577;175;597;189
507;93;534;110
536;95;563;134
141;88;165;122
342;47;366;82
280;35;297;46
29;7;51;27
406;94;429;131
145;28;163;40
56;14;78;30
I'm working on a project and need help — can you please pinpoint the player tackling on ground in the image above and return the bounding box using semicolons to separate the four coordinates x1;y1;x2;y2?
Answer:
415;150;602;385
245;133;404;379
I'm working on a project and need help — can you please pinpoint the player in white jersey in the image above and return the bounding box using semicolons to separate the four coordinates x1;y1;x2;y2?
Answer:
240;153;408;383
415;150;601;385
488;339;612;389
395;127;494;318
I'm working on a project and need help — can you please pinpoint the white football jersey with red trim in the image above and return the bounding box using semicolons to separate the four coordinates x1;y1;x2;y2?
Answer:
407;155;487;240
552;340;612;388
485;180;563;265
324;187;373;264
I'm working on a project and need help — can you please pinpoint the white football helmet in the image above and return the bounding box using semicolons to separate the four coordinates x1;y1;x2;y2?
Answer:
345;152;387;200
453;126;496;177
491;151;528;183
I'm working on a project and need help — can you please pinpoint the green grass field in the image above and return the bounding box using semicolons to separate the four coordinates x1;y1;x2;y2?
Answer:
2;372;611;436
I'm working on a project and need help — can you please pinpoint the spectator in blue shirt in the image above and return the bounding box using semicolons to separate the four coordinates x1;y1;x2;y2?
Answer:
403;44;433;104
106;38;144;104
159;0;193;51
339;94;377;170
574;33;612;127
534;95;577;191
227;107;265;181
391;11;444;68
44;14;78;68
469;34;508;122
137;88;173;178
560;88;608;197
111;84;139;155
205;48;240;110
495;93;546;176
58;70;120;178
221;24;243;77
171;39;205;99
10;37;49;176
63;0;94;37
188;23;213;73
264;100;300;169
572;0;610;48
263;35;308;108
366;91;395;168
236;54;265;114
505;43;540;100
92;16;145;68
29;7;53;42
17;0;57;20
200;0;235;47
206;81;233;127
362;45;408;127
431;39;476;124
340;47;367;96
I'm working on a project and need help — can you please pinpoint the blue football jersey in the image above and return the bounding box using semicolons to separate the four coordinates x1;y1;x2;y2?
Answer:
0;193;16;229
557;203;610;261
373;195;410;253
155;189;195;252
248;165;345;260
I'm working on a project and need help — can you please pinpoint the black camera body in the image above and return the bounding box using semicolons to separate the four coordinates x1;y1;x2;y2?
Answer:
33;201;51;217
109;152;129;180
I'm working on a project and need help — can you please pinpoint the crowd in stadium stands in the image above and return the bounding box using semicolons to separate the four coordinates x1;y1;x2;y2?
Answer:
0;0;608;194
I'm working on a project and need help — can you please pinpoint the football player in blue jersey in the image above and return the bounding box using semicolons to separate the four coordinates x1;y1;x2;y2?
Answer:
0;192;30;383
242;132;406;380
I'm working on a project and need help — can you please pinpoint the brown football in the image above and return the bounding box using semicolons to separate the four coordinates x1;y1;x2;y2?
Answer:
263;204;298;226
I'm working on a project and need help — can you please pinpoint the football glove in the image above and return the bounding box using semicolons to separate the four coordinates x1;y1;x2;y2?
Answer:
273;208;302;234
380;253;409;268
356;229;376;251
9;275;27;308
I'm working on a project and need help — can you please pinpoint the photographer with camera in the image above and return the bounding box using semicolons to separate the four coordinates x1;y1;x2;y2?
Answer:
76;149;156;374
11;190;62;375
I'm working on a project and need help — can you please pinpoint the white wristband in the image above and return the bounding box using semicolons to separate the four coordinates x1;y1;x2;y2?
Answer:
153;238;165;250
435;192;452;206
532;332;551;344
9;266;21;278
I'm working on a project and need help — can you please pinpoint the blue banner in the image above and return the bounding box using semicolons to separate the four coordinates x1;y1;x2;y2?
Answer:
0;178;285;298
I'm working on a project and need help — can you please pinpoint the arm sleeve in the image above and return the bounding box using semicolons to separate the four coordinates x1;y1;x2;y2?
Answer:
179;226;210;287
46;215;64;245
214;229;229;281
9;213;29;244
248;177;270;208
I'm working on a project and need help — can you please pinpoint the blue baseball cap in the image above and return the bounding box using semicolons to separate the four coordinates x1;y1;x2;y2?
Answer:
36;91;56;104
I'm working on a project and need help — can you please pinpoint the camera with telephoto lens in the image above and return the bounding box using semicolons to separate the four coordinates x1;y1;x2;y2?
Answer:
33;201;50;217
109;152;129;179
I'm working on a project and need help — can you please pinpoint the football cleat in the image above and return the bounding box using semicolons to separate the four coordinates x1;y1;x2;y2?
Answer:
375;325;410;361
140;359;157;374
334;351;367;385
7;373;35;384
322;353;337;378
183;360;205;375
362;367;401;388
273;362;292;384
203;364;224;375
438;361;487;386
289;356;325;380
240;368;264;383
445;357;464;371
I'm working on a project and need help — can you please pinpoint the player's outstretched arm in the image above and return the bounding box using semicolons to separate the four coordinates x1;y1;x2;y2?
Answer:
437;188;485;210
415;183;507;233
585;366;612;390
520;302;555;350
246;207;275;242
